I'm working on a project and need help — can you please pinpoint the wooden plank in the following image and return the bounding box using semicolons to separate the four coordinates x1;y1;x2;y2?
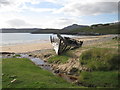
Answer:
50;34;83;55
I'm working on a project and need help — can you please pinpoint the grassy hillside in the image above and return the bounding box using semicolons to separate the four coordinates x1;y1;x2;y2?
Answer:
67;22;119;34
2;58;79;88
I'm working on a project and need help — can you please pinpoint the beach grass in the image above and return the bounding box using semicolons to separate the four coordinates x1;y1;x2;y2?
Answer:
78;47;119;87
2;58;79;88
79;48;119;71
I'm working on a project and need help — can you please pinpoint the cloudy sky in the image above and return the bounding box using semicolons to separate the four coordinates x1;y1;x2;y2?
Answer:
0;0;119;29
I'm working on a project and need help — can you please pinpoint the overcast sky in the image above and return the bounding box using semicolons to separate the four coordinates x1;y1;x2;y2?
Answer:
0;0;119;29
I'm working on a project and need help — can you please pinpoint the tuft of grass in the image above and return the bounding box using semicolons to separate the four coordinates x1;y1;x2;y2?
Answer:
79;48;119;71
48;55;69;64
2;58;79;88
79;71;119;87
48;50;77;64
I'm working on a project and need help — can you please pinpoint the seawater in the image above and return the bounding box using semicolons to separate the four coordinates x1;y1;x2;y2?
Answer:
0;33;76;46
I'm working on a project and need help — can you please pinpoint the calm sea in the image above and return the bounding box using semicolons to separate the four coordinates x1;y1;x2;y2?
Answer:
0;33;76;46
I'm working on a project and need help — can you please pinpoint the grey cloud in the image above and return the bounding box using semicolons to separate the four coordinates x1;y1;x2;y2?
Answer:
0;0;11;7
59;2;118;16
7;19;32;27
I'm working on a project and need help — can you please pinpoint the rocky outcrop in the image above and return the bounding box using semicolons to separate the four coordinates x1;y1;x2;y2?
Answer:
50;58;90;75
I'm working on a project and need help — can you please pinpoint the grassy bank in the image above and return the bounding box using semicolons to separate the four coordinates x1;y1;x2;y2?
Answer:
2;58;79;88
48;51;74;64
78;48;119;87
79;71;119;87
80;48;119;71
47;38;119;87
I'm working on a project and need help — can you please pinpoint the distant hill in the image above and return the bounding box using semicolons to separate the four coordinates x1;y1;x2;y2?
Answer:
60;22;119;35
62;24;88;30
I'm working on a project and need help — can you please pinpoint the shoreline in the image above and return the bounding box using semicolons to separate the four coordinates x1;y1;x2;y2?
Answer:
0;35;116;53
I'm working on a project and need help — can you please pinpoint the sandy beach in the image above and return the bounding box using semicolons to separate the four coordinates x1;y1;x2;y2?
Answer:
1;42;53;53
0;35;116;53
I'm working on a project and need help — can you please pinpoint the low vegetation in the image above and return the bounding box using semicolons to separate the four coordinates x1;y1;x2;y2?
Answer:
78;48;119;87
79;48;119;71
79;71;119;87
2;58;79;88
48;51;74;64
48;55;69;64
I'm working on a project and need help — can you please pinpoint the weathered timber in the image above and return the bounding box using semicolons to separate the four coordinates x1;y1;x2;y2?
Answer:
50;34;83;55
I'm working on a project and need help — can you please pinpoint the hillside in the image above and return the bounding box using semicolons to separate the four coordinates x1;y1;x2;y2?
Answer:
62;24;88;30
60;22;119;35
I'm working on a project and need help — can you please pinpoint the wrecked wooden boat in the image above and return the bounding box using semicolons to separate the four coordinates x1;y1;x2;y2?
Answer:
50;34;83;55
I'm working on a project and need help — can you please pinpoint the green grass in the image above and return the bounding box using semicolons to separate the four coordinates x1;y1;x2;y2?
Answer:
2;58;79;88
79;48;119;71
48;55;69;64
48;50;77;64
79;71;119;87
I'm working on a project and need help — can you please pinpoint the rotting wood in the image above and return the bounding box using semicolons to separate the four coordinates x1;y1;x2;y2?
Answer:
50;34;83;55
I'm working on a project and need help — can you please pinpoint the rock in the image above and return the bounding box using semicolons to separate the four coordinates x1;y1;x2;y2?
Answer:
2;73;4;76
54;69;60;74
33;55;37;58
50;64;53;67
47;64;50;66
55;60;60;64
69;68;78;75
11;79;17;83
0;52;15;54
41;64;44;66
7;54;11;56
44;54;51;58
44;60;47;62
29;54;32;56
